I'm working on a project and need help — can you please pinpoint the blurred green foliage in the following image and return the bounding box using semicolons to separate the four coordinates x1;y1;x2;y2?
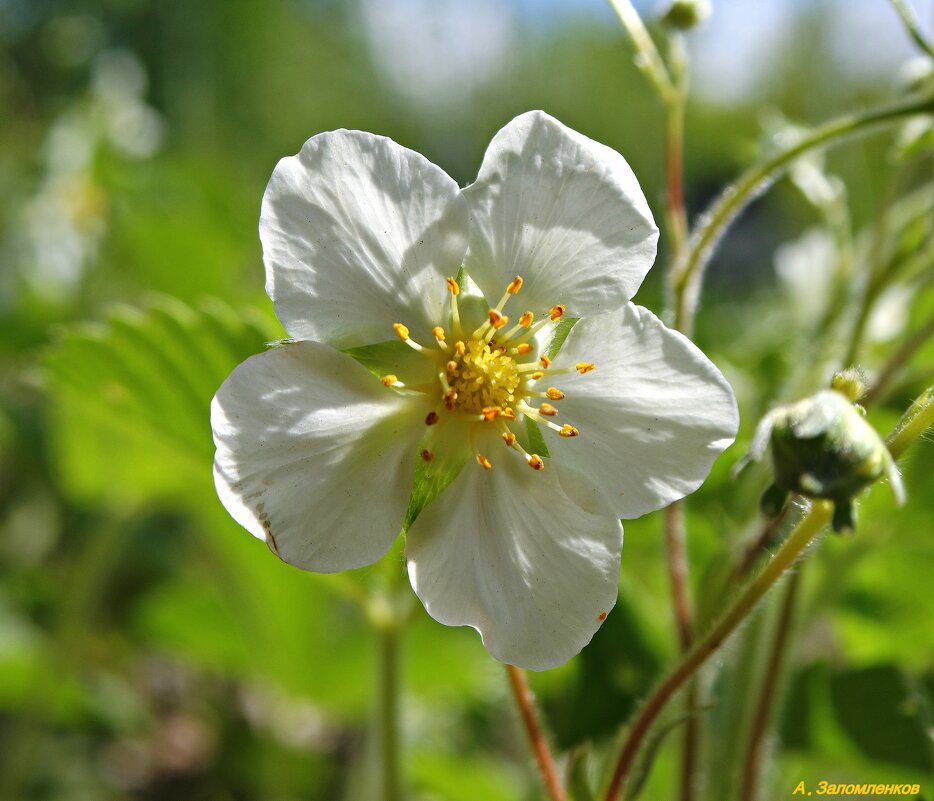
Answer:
1;1;933;799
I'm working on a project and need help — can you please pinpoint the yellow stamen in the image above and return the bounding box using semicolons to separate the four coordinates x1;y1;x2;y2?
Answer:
530;371;544;381
576;362;596;374
539;355;551;369
549;304;565;321
420;450;434;462
519;311;534;327
507;276;523;295
487;309;509;330
559;424;579;438
392;323;410;341
455;341;466;356
513;343;533;355
432;326;446;342
527;454;545;471
539;403;559;417
502;407;516;420
380;374;398;387
476;454;492;470
446;277;460;296
425;411;439;426
482;406;502;422
502;431;516;446
545;387;565;400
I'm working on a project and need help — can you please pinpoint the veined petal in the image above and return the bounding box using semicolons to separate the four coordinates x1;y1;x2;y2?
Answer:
545;305;738;519
406;432;622;671
212;341;428;572
261;130;468;349
463;111;658;317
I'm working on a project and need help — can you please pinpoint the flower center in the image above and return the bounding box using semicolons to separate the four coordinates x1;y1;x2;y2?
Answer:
385;276;595;472
449;339;520;413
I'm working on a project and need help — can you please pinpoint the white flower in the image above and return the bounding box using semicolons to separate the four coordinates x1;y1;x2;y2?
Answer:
212;111;739;670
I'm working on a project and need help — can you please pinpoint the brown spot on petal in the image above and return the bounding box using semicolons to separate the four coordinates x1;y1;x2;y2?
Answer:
597;611;607;622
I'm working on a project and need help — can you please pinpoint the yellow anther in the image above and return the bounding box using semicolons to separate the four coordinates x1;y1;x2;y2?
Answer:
481;406;502;422
559;424;580;438
549;304;566;321
519;311;534;328
446;360;458;374
392;323;410;341
432;326;446;342
514;342;533;355
420;449;434;462
455;340;466;356
539;403;559;417
446;277;460;296
527;454;545;471
493;316;509;330
488;309;509;329
502;407;516;420
507;276;524;295
380;374;397;387
576;362;596;374
530;371;544;381
539;355;551;369
476;454;493;470
502;431;516;446
546;387;565;400
425;411;439;426
443;388;457;409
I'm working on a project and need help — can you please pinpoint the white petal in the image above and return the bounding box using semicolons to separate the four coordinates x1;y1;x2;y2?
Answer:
406;435;622;671
463;111;658;317
261;130;468;348
212;341;429;572
545;305;738;519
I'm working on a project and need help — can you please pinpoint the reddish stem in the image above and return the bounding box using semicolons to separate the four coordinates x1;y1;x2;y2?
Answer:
506;664;566;801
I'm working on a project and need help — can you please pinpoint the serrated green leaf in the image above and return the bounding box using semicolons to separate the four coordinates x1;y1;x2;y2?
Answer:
43;295;278;504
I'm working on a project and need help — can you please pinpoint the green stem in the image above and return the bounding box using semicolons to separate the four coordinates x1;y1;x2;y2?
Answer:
377;621;402;801
739;567;802;801
887;0;934;59
887;384;934;458
605;383;934;801
607;0;676;102
603;500;833;801
672;91;934;335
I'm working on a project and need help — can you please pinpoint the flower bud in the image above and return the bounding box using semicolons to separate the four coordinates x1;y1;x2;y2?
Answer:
660;0;712;30
742;388;904;533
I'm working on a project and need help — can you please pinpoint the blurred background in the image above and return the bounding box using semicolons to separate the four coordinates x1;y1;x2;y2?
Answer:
1;0;933;799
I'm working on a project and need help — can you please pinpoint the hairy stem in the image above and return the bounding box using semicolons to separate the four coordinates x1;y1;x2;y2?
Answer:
604;501;831;801
740;568;802;801
506;665;566;801
605;384;934;801
672;91;934;335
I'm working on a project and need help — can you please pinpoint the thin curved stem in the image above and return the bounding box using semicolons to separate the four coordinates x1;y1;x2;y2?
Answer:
607;0;676;102
863;310;934;405
505;665;566;801
740;567;802;801
887;0;934;59
672;91;934;335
